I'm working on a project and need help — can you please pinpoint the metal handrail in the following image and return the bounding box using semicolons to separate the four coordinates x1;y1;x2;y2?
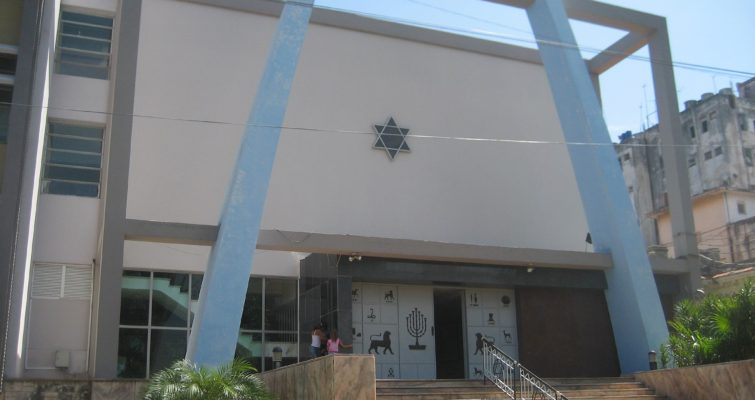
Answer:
482;339;567;400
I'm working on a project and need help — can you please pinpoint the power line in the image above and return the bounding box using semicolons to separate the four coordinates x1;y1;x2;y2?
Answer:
313;2;754;79
3;101;755;151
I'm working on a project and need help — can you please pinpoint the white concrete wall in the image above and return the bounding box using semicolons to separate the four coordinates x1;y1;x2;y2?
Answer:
33;195;100;264
123;241;301;277
125;0;589;253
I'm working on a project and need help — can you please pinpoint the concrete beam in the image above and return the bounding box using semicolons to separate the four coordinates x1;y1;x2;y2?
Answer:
123;219;692;276
92;0;142;378
124;219;218;245
588;31;648;75
647;21;701;295
490;0;660;33
186;0;314;368
525;0;668;373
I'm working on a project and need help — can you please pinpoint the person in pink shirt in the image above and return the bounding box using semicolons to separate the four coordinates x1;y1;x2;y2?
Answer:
326;329;352;354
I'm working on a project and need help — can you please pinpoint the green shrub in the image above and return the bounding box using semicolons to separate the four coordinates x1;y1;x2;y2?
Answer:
665;279;755;367
144;358;275;400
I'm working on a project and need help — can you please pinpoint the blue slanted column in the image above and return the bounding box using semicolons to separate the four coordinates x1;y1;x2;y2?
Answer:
525;0;668;373
186;0;314;368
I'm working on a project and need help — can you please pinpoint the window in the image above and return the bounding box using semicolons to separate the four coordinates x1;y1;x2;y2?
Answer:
689;126;695;138
738;202;746;215
689;158;696;167
0;85;11;190
704;151;712;160
627;185;633;193
118;271;299;378
42;122;103;197
0;43;17;192
714;146;723;157
55;11;113;79
702;120;708;133
623;153;630;161
745;148;753;167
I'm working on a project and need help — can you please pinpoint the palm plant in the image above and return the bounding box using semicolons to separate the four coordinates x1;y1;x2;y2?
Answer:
665;279;755;367
144;358;275;400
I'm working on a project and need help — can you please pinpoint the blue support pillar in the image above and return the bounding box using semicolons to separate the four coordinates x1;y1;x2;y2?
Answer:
186;0;313;368
525;0;668;373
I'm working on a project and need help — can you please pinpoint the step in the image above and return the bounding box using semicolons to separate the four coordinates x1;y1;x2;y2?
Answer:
560;388;654;396
552;382;646;390
377;379;487;388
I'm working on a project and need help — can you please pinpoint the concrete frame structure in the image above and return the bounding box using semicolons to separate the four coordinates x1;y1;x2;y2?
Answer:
0;0;699;383
186;0;314;368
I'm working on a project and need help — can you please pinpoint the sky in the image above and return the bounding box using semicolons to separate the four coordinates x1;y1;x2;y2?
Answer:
313;0;755;141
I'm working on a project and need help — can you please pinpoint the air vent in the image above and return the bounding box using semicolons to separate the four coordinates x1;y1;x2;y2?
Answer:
31;264;63;298
31;264;93;299
64;265;93;299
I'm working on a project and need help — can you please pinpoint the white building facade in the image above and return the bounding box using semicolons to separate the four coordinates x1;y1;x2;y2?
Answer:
1;0;695;383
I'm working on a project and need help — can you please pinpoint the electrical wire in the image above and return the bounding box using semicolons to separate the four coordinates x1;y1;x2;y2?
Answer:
250;0;755;78
2;101;754;151
311;1;755;79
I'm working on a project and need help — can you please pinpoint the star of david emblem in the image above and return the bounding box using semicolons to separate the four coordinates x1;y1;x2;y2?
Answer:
373;117;411;160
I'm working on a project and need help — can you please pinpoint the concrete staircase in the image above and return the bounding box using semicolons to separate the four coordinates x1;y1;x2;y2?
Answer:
375;377;666;400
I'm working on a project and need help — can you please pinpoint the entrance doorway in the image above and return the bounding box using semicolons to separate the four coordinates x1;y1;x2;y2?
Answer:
433;289;465;379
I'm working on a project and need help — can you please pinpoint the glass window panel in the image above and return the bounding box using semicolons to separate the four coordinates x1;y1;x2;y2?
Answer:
62;23;112;40
1;86;12;143
0;53;16;75
62;11;113;27
190;274;203;301
149;329;187;376
44;165;100;183
57;63;108;80
263;332;298;371
240;277;263;330
60;35;110;53
189;274;203;325
235;332;263;372
151;272;189;327
47;150;101;169
59;50;109;67
48;135;102;153
44;180;98;197
49;123;103;139
117;328;148;378
120;270;151;326
265;278;297;331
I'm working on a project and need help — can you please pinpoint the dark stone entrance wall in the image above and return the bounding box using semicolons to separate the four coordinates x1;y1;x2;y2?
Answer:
517;287;621;377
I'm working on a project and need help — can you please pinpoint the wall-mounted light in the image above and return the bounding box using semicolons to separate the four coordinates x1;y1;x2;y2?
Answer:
648;350;657;370
348;254;362;262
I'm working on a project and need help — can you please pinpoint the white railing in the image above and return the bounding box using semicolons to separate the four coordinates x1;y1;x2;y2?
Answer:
482;339;567;400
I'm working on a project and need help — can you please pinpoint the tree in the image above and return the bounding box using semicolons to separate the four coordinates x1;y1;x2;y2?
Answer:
144;359;275;400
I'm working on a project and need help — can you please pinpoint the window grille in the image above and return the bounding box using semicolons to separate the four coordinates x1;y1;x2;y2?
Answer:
42;122;103;197
55;11;113;79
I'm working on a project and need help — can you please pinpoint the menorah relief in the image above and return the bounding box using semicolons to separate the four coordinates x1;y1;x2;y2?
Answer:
406;307;427;350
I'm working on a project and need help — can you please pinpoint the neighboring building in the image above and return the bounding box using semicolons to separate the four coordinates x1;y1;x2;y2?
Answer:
1;0;693;386
618;78;755;271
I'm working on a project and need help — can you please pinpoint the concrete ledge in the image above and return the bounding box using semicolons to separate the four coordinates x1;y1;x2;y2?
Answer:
0;379;148;400
634;359;755;400
258;354;376;400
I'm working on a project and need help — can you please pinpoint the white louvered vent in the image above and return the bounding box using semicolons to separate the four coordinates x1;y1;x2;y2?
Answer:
31;263;93;299
31;264;63;298
64;265;93;299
